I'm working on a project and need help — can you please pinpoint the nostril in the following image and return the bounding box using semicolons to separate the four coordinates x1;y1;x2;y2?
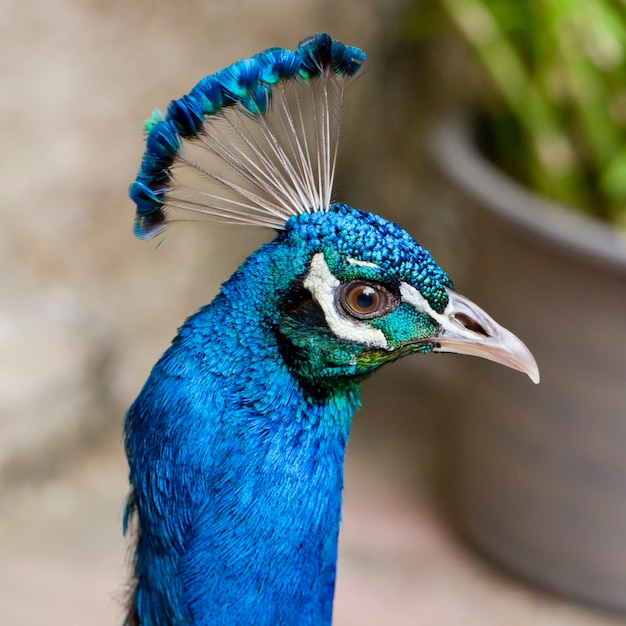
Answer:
453;313;490;337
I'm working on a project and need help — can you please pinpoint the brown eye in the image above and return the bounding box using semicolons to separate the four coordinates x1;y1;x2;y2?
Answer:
337;281;397;319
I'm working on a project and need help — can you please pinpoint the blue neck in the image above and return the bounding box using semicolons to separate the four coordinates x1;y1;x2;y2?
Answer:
125;240;361;625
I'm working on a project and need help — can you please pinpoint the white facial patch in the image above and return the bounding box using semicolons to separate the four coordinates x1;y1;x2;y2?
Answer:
303;253;388;348
400;282;481;341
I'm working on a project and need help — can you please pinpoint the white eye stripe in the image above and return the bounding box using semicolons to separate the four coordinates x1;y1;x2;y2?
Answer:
400;282;478;341
303;253;388;349
346;257;381;269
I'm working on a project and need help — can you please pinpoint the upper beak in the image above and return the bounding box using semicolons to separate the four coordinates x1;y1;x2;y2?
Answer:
431;288;540;384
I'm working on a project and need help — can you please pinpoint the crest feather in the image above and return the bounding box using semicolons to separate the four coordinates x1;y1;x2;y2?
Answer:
129;33;366;239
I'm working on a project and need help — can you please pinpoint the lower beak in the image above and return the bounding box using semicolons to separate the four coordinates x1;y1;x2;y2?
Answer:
431;288;540;384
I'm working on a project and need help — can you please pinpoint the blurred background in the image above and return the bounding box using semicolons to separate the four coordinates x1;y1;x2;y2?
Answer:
2;0;625;624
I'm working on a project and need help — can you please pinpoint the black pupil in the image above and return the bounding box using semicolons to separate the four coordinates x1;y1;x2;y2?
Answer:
356;288;375;310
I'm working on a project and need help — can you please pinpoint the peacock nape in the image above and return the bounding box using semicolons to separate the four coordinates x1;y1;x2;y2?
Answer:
124;34;538;626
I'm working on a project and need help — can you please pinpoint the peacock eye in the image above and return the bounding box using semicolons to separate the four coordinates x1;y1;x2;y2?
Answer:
336;281;398;320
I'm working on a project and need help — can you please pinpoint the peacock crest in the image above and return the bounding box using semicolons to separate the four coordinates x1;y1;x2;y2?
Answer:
130;33;365;237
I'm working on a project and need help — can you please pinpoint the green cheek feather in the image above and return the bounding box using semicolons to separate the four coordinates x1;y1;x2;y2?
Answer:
369;302;439;347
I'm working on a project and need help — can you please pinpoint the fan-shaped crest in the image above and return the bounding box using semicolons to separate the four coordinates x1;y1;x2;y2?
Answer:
129;33;366;238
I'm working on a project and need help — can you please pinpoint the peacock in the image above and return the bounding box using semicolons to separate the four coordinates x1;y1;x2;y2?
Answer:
125;33;539;625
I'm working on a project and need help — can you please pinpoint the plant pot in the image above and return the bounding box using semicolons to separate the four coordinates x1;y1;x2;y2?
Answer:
431;115;626;611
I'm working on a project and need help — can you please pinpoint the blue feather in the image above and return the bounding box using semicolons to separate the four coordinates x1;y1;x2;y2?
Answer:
124;203;453;624
167;95;205;137
126;213;354;623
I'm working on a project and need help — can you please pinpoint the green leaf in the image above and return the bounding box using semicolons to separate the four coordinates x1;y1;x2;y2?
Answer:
601;148;626;202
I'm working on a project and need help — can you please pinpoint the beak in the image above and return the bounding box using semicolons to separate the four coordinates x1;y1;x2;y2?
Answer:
431;288;540;384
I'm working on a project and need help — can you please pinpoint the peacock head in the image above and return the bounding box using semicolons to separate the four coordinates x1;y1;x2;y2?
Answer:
274;203;539;394
129;33;539;396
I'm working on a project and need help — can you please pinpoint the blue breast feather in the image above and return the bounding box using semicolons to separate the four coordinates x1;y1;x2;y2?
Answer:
125;213;359;625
